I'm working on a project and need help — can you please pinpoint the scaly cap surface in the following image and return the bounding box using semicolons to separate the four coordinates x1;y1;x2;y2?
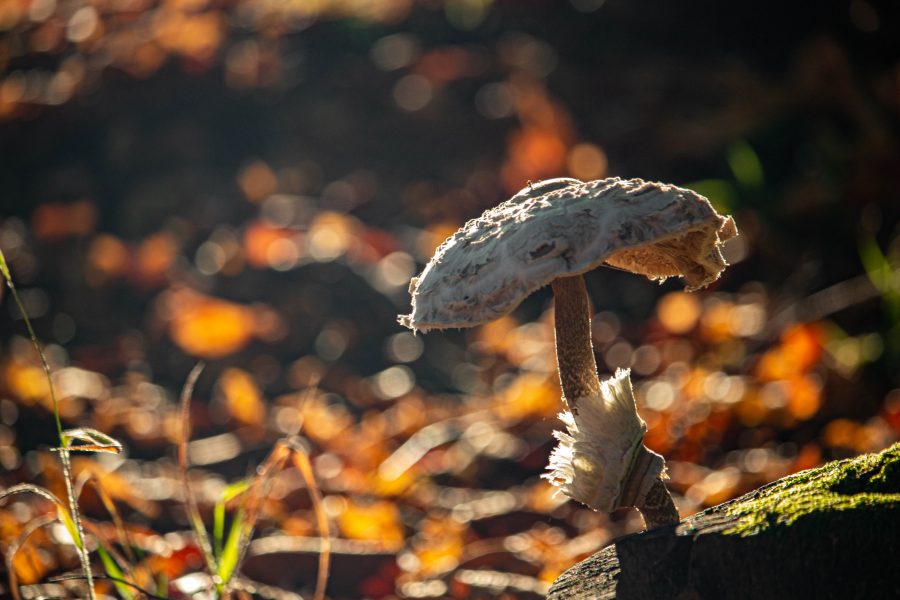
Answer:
399;177;736;332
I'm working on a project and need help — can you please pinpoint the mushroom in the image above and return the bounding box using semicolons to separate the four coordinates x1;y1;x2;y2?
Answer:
399;177;737;529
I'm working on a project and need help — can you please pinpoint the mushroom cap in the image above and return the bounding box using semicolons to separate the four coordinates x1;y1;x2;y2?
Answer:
399;177;736;332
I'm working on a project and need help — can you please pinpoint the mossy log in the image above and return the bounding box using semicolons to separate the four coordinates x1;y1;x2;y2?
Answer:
549;443;900;600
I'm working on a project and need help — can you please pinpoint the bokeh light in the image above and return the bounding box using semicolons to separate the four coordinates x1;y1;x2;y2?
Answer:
2;1;899;598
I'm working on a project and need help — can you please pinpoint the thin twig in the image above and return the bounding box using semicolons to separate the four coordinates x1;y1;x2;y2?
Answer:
0;250;63;443
78;472;139;568
0;250;96;600
0;484;68;509
231;576;305;600
5;514;57;600
769;273;880;333
177;363;219;583
48;573;169;600
222;442;291;595
56;448;95;599
81;520;140;596
288;442;331;600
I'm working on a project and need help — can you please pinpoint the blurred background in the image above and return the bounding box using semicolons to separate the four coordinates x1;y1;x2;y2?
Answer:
1;0;900;597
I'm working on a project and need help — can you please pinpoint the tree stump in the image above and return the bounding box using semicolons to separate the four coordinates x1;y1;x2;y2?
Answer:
549;443;900;600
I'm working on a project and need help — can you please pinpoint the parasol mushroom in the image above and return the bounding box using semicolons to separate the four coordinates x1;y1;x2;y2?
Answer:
399;177;737;529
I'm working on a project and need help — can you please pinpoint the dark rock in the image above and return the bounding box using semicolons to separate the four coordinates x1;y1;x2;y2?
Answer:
549;443;900;600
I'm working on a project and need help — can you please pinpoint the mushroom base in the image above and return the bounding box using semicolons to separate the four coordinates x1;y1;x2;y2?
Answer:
637;478;681;529
616;444;680;529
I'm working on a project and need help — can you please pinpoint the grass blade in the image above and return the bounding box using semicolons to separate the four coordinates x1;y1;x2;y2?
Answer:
48;573;170;600
0;484;81;551
214;479;250;559
1;483;67;508
62;428;124;454
176;363;219;583
0;249;63;445
220;442;291;593
1;249;97;599
217;509;246;585
97;546;135;600
726;139;765;189
289;442;331;600
79;471;140;574
57;447;95;597
213;498;226;560
4;513;57;600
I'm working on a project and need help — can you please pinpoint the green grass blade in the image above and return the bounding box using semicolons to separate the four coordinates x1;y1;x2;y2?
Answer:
56;504;84;551
0;250;10;280
97;546;136;600
727;139;765;189
214;479;250;559
61;428;124;453
860;236;892;293
176;364;219;580
217;509;246;586
0;249;64;446
222;479;251;502
860;237;900;321
2;243;96;599
213;499;225;559
156;573;168;599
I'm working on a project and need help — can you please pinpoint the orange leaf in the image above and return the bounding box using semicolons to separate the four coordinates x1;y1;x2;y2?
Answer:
475;315;518;356
32;200;97;240
308;211;359;262
5;361;51;407
492;373;559;421
167;292;257;358
0;511;54;585
699;300;734;342
501;126;568;190
135;231;178;286
338;499;404;546
85;234;130;283
786;374;822;420
756;323;825;382
657;292;701;335
237;159;278;202
73;458;160;517
218;368;266;426
781;323;825;371
11;535;53;585
244;220;301;268
413;47;471;86
412;517;466;577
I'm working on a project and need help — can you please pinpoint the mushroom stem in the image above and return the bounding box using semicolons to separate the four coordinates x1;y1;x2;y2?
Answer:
551;275;601;410
618;444;680;529
551;275;680;530
638;479;680;529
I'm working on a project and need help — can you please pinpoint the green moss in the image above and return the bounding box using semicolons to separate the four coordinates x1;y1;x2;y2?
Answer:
724;443;900;536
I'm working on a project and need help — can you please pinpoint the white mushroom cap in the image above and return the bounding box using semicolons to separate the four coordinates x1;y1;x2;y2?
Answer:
399;177;737;332
542;368;664;512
